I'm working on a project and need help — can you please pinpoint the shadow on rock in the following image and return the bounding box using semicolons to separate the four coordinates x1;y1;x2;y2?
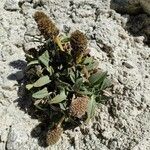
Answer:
126;14;150;46
110;0;150;46
7;60;51;148
7;60;26;83
9;59;27;70
31;122;50;148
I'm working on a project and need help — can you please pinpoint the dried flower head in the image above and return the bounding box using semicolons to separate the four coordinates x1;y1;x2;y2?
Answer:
46;127;63;145
69;96;89;118
34;11;59;40
70;30;88;52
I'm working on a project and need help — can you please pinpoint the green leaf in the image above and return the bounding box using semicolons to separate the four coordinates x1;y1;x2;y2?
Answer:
48;90;67;104
26;84;33;90
32;87;49;99
86;61;99;71
74;78;83;90
89;71;107;86
100;78;112;90
56;79;72;91
68;68;75;83
83;57;93;64
33;75;51;87
27;60;39;66
26;76;51;90
83;57;98;71
76;89;92;96
38;50;49;67
61;37;70;43
47;66;54;76
59;102;67;111
86;95;96;123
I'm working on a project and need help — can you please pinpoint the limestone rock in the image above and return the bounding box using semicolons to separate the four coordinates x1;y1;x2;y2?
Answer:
4;0;20;10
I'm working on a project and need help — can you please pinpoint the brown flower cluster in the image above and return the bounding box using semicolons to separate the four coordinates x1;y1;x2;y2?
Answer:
70;30;88;63
34;11;59;40
70;30;88;52
69;96;89;118
46;127;63;145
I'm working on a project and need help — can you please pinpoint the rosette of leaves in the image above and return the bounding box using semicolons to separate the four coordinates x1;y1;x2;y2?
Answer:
24;11;112;145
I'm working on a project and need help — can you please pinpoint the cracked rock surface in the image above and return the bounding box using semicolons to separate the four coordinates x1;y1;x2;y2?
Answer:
0;0;150;150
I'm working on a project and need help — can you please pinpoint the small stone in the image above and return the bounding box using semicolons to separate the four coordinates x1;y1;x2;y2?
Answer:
122;62;134;69
4;0;20;10
108;139;118;150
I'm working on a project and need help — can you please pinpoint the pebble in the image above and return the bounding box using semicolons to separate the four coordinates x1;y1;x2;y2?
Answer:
122;62;134;69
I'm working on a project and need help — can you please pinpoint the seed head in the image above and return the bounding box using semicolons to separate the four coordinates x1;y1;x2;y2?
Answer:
46;127;63;145
34;11;59;40
69;96;89;118
70;30;88;52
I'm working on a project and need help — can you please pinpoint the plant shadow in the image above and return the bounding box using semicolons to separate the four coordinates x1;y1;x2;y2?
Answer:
7;59;50;147
7;59;82;148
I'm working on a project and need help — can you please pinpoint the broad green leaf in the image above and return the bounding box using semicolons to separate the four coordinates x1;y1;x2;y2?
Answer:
86;61;99;71
48;90;67;104
26;76;51;90
74;78;83;90
100;78;112;90
38;50;49;67
86;95;96;123
89;71;107;86
32;87;49;99
33;75;51;87
27;60;39;66
83;57;93;64
26;84;33;90
83;57;98;71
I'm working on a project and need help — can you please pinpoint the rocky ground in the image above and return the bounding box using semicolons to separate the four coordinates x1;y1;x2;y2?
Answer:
0;0;150;150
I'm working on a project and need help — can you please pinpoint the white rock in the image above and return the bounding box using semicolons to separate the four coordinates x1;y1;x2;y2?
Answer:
4;0;20;10
6;124;29;150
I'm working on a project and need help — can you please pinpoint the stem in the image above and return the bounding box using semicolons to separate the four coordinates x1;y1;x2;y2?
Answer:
57;115;65;127
54;36;64;51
